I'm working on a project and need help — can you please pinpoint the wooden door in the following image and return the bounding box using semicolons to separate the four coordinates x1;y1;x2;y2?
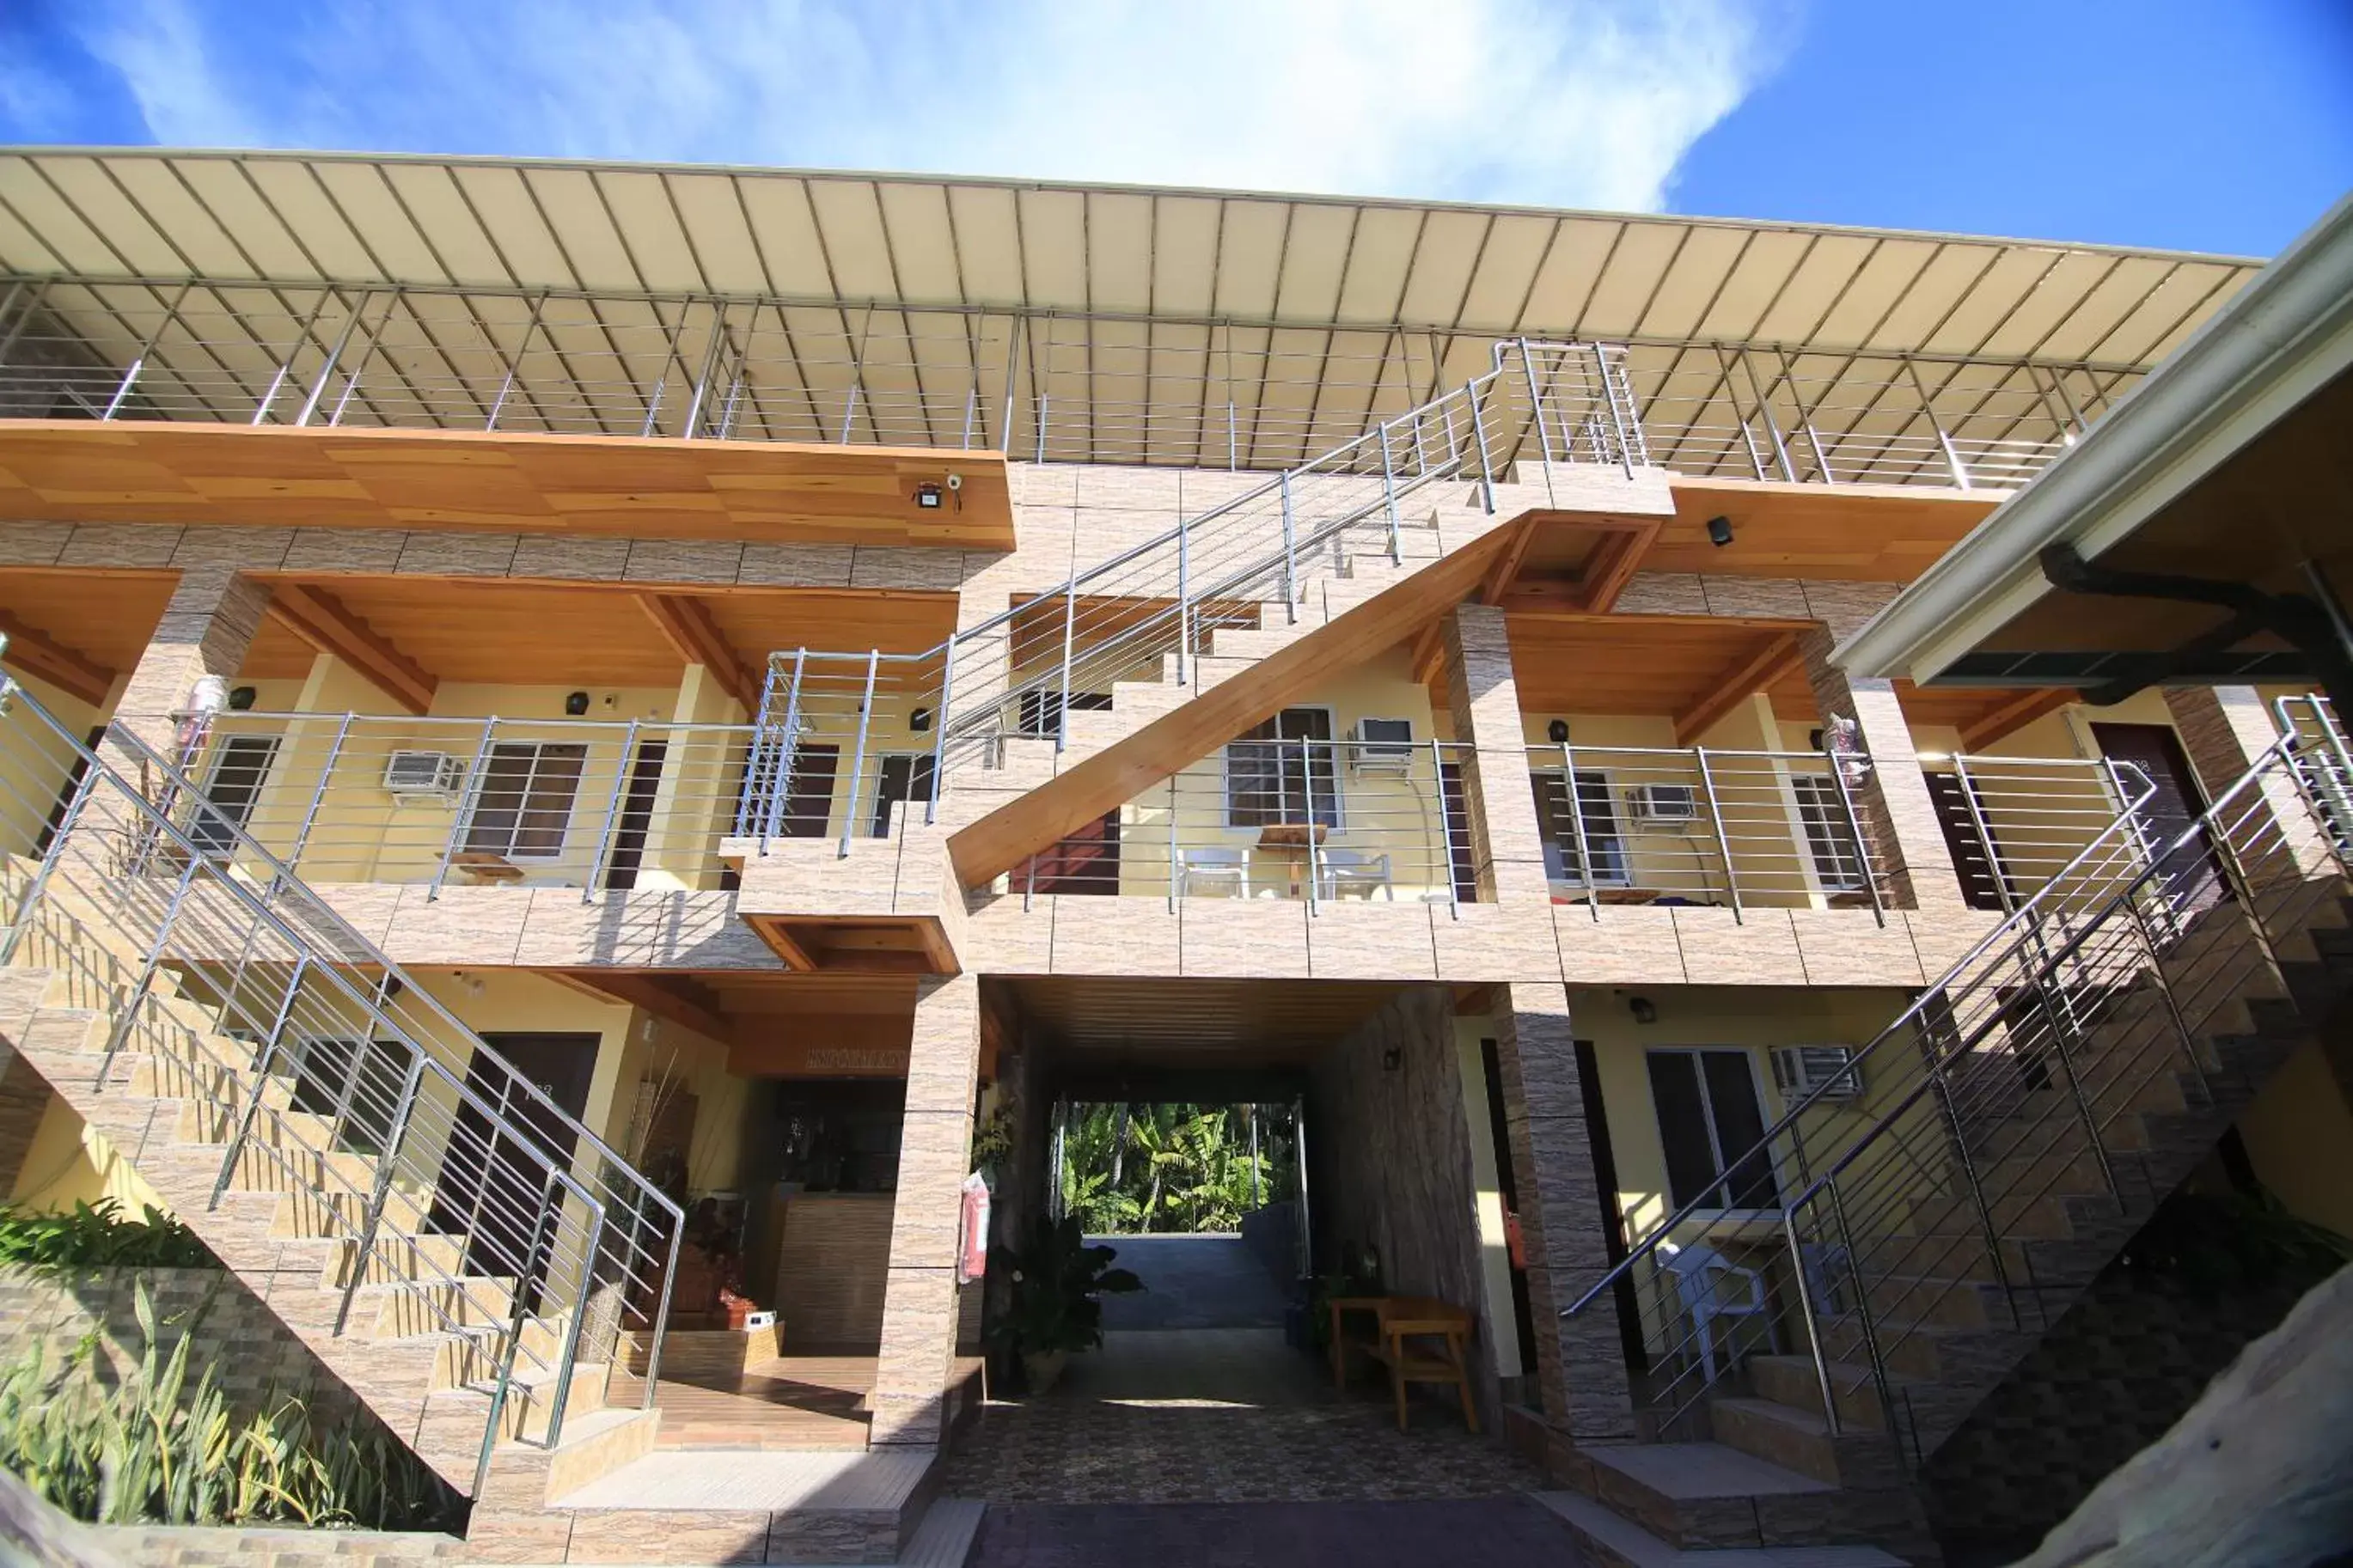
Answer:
431;1033;598;1304
2091;723;2222;909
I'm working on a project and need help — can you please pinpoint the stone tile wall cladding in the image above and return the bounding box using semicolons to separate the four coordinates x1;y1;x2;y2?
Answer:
0;1264;358;1422
82;1525;468;1567
1307;985;1496;1426
1917;1243;2341;1558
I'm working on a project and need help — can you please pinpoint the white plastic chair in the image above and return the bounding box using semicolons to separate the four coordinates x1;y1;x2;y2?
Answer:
1316;848;1393;900
1177;845;1250;898
1659;1241;1769;1380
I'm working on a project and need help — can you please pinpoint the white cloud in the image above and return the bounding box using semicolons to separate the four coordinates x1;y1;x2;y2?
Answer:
76;0;1787;211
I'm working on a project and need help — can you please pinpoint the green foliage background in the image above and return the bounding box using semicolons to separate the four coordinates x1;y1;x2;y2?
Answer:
1056;1102;1296;1235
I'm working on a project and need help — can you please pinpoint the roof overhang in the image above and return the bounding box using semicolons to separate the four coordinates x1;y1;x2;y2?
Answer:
1836;193;2353;692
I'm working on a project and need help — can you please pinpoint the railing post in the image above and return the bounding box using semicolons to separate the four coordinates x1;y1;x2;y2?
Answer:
1562;742;1599;921
1824;747;1885;926
0;760;97;966
926;652;955;827
1694;747;1742;922
1776;348;1836;483
1466;378;1495;513
681;305;727;440
1519;339;1554;465
584;720;641;901
429;717;499;902
1378;422;1403;564
1279;471;1299;625
836;381;859;444
1949;756;2014;913
101;283;192;422
1055;587;1078;754
1739;350;1798;483
763;650;808;846
999;314;1024;457
1303;736;1322;915
2021;908;2124;1204
639;1208;685;1409
1826;1177;1904;1467
1904;357;1971;490
840;650;880;857
475;1167;563;1498
2125;897;2215;1106
296;292;370;428
95;855;201;1092
1176;508;1192;686
211;952;309;1208
1780;1208;1840;1437
334;1049;425;1334
1167;773;1180;912
486;292;547;431
252;290;333;425
544;1197;607;1449
961;384;979;450
286;713;354;874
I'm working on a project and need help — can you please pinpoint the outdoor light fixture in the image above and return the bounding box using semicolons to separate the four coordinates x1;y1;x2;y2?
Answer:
1706;515;1735;547
565;690;590;716
1546;718;1569;744
915;482;944;509
1629;995;1659;1025
227;685;257;711
910;707;933;733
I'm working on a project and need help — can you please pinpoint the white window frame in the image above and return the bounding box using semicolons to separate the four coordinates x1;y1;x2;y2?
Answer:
1533;766;1631;888
1789;772;1866;893
1643;1046;1780;1219
464;740;587;863
1222;705;1344;832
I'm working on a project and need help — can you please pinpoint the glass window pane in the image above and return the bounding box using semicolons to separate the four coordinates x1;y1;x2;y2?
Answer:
1646;1052;1720;1211
1701;1051;1777;1209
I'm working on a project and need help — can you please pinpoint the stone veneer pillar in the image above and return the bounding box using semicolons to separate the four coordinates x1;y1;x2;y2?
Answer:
868;973;981;1447
1800;625;1967;911
1490;981;1636;1447
1439;605;1552;906
109;568;274;753
2162;685;2338;883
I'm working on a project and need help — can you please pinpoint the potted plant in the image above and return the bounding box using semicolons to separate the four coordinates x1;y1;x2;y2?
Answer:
993;1214;1142;1394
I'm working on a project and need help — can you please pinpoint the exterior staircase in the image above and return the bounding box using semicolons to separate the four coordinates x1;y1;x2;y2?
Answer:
0;690;687;1547
1543;725;2352;1563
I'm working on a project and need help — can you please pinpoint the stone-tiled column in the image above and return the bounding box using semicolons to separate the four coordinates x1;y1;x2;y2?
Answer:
1439;605;1551;906
1490;982;1635;1448
2163;685;2338;882
111;568;274;753
1800;626;1966;911
868;973;981;1447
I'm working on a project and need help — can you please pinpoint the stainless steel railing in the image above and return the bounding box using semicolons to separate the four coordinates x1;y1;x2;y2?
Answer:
993;738;1470;912
2276;694;2353;857
748;340;1643;855
1564;731;2342;1467
1525;743;1886;920
1926;753;2156;912
0;672;685;1498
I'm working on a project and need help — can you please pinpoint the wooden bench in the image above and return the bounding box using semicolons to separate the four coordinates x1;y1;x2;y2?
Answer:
1328;1294;1478;1433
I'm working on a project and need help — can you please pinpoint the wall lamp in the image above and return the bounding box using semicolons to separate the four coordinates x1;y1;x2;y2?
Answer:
1628;995;1659;1025
1706;516;1735;547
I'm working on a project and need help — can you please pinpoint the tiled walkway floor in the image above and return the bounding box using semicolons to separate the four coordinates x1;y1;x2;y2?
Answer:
965;1497;1587;1566
939;1329;1545;1504
610;1353;984;1450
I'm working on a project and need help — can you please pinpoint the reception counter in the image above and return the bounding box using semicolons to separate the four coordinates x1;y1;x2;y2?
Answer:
769;1191;894;1349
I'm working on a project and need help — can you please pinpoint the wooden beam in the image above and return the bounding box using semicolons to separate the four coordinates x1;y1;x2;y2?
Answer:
1406;619;1448;687
1673;631;1805;745
267;583;436;714
746;916;819;973
1476;517;1540;607
637;592;761;714
0;609;114;706
1578;519;1663;613
556;968;739;1046
1959;687;2077;751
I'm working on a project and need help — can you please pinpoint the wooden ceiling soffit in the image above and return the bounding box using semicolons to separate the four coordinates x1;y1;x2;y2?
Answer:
0;608;113;705
1958;688;2078;751
266;583;436;714
743;913;959;977
1494;519;1664;617
1673;631;1806;745
548;969;738;1046
637;593;760;712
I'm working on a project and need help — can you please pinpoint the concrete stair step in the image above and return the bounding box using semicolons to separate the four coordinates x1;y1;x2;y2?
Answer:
533;1446;939;1565
1746;1356;1896;1433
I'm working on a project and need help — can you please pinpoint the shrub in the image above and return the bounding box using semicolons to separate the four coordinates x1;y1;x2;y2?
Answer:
0;1200;213;1275
0;1280;457;1531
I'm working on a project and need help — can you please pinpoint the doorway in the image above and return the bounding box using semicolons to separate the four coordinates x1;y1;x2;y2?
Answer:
431;1032;598;1304
2091;722;2222;908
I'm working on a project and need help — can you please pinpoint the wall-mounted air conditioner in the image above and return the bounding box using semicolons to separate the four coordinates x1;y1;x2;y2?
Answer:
1772;1045;1862;1102
1624;783;1700;825
1348;717;1415;772
382;750;463;804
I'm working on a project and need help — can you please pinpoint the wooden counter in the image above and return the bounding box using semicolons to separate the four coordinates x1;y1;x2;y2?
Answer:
770;1192;895;1350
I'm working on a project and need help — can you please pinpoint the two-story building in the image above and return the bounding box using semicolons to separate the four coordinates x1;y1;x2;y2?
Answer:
0;149;2345;1565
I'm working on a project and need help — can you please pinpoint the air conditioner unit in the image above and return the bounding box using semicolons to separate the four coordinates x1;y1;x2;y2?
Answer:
382;750;463;803
1348;717;1415;772
1772;1045;1862;1102
1624;783;1700;825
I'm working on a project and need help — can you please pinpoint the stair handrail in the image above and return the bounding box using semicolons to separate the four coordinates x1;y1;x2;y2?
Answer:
1562;761;2163;1320
0;680;686;1492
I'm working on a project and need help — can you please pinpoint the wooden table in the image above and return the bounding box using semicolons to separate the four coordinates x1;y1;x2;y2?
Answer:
1256;821;1329;898
1328;1294;1479;1432
449;851;525;885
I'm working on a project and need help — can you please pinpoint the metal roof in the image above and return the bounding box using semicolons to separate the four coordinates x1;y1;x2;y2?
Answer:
0;149;2260;363
0;149;2268;475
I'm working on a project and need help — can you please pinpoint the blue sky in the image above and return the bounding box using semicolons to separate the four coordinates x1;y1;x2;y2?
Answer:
1;0;2345;256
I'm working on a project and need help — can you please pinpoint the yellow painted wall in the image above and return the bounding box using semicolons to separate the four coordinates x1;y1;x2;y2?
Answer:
1452;1018;1521;1380
0;667;107;861
7;1095;167;1215
2235;1040;2353;1239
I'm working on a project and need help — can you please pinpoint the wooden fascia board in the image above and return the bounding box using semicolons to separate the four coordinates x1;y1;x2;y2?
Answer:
1673;631;1805;745
267;583;437;714
0;609;114;706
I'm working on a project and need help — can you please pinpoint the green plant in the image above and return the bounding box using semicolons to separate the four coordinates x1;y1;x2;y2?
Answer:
970;1095;1017;1176
0;1200;213;1275
0;1280;455;1530
991;1215;1142;1358
2119;1186;2353;1298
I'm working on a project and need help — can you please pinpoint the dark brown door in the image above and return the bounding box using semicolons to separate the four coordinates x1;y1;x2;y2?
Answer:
1925;771;2014;911
599;740;668;891
431;1033;598;1303
1013;810;1121;894
2091;723;2222;908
